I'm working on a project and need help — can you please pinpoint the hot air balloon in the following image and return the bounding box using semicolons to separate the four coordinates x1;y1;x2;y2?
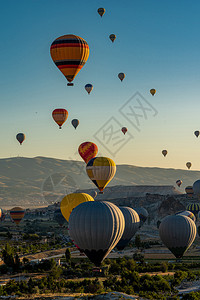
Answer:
162;150;167;157
186;203;200;220
52;109;68;129
78;142;98;164
71;119;79;129
159;215;196;259
0;211;6;222
54;209;66;227
89;190;98;199
193;180;200;198
16;133;25;145
116;207;140;250
97;8;105;17
134;207;149;227
176;180;182;187
175;210;196;223
10;207;25;226
85;84;93;95
69;201;125;266
50;35;89;86
86;157;116;194
150;89;156;96
194;131;200;138
60;193;94;222
121;127;127;135
109;34;116;43
118;73;125;82
186;162;192;169
185;186;194;197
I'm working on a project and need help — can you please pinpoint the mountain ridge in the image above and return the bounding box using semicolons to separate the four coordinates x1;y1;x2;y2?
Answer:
0;156;199;208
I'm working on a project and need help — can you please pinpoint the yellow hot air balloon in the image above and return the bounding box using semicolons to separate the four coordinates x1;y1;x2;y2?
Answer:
50;34;89;86
150;89;156;96
60;193;94;222
86;157;116;193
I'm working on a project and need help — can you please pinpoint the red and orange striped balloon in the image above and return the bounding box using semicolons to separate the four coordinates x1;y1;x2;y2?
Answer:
52;109;68;129
10;207;25;225
78;142;98;164
50;34;89;86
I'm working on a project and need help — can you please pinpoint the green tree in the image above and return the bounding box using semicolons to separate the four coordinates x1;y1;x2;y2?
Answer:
135;235;141;250
65;248;71;263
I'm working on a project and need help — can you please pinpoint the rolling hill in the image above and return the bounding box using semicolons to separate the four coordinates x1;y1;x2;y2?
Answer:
0;156;199;208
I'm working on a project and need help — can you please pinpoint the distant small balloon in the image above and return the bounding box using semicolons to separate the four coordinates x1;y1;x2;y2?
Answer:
162;150;167;157
121;127;127;135
10;207;25;225
194;131;200;138
186;162;192;169
97;7;105;17
118;73;125;82
52;109;68;129
185;186;194;197
150;89;156;96
176;180;182;187
71;119;79;129
16;133;25;145
85;84;93;95
109;34;116;42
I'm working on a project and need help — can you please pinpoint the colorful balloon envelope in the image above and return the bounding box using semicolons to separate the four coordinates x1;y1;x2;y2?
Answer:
176;180;182;187
86;157;116;193
116;207;140;250
194;131;200;138
150;89;156;96
121;127;127;135
162;150;167;157
50;34;89;86
69;201;125;266
60;193;94;222
97;7;105;17
175;210;196;223
16;133;25;145
186;203;200;219
118;73;125;82
109;34;116;42
78;142;98;164
185;186;194;197
52;109;68;129
10;207;25;225
85;84;93;94
186;162;192;169
71;119;79;129
159;215;196;259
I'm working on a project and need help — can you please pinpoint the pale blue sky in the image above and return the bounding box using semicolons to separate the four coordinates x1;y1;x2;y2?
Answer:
1;0;200;170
